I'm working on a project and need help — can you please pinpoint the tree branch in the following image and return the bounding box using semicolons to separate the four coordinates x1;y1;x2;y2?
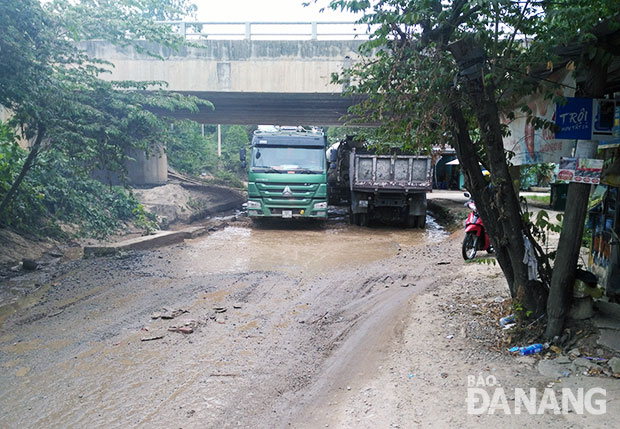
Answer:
0;123;46;222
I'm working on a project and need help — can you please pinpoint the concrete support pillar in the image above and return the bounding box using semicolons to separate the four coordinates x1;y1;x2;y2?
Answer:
126;144;168;186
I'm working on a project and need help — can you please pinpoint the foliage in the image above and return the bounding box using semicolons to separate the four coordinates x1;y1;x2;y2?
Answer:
220;125;251;174
167;121;218;175
317;0;619;321
132;204;160;236
525;194;551;204
166;123;248;188
0;0;207;237
523;209;563;253
212;170;245;189
0;127;147;238
326;126;373;144
520;163;555;190
45;0;197;56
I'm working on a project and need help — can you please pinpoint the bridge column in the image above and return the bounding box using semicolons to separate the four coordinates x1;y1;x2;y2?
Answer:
126;143;168;186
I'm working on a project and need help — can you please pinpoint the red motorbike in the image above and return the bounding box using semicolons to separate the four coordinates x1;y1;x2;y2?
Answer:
462;193;493;260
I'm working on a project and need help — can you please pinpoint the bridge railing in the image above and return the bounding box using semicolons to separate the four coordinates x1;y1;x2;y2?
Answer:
156;21;372;40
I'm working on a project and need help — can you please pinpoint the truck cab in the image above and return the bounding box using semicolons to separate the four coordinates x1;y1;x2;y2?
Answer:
244;126;328;219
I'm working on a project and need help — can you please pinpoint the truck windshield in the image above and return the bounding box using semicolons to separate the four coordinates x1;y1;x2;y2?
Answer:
251;147;325;173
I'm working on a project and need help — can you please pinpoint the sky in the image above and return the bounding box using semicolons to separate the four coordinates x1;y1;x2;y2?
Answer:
195;0;361;22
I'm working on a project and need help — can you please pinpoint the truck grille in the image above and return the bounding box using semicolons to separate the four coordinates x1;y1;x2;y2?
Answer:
255;182;319;200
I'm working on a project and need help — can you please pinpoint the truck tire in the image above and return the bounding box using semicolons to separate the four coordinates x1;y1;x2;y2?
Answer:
416;215;426;229
358;213;369;227
405;215;416;228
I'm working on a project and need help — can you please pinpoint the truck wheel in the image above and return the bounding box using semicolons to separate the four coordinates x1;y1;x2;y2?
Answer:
405;215;416;228
350;212;358;225
359;213;369;227
251;217;264;227
416;215;426;229
462;232;478;260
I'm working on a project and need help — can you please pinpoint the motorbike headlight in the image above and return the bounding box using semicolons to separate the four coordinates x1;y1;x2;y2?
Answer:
247;200;261;209
313;201;327;209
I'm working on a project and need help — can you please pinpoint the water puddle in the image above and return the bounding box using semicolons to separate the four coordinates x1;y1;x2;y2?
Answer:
187;215;446;276
0;268;80;328
0;283;54;328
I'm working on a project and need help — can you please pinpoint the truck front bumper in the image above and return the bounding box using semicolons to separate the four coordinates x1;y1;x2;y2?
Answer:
247;200;328;218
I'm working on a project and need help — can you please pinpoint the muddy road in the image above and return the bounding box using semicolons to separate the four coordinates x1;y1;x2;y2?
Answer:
2;208;619;429
0;212;460;428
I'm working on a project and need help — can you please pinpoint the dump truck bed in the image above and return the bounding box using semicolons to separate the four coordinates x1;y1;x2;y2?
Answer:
349;151;433;191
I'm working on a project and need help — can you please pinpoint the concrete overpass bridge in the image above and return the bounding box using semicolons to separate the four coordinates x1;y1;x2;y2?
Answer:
81;22;370;184
82;22;369;125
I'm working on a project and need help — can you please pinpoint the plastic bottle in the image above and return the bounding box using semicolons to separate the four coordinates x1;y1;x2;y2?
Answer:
499;314;515;327
519;343;543;355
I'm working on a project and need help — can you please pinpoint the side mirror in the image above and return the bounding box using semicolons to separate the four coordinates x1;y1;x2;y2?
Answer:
240;161;247;169
239;147;246;162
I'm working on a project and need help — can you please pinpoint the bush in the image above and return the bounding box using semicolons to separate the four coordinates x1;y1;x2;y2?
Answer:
166;122;249;185
1;126;145;239
167;121;218;175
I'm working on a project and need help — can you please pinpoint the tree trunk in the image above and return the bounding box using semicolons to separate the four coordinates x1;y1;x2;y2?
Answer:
0;123;46;220
545;58;608;339
449;37;548;316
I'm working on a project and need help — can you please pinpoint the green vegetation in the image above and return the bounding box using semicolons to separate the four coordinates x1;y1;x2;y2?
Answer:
167;121;219;175
0;0;204;238
321;0;619;334
166;122;249;189
0;124;154;238
520;164;555;190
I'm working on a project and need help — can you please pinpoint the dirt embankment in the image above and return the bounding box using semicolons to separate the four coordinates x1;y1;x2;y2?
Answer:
0;183;245;270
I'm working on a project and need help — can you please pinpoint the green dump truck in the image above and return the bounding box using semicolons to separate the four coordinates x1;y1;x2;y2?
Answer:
241;126;328;219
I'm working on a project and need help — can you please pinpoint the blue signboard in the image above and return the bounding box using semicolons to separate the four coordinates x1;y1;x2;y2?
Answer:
555;97;593;140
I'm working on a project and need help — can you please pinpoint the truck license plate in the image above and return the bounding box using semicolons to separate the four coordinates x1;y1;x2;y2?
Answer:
282;210;293;218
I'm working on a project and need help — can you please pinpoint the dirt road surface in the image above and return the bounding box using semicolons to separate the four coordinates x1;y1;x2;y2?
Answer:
1;210;618;428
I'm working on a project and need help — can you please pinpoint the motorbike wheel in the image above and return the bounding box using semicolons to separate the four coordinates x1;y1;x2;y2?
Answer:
462;232;478;260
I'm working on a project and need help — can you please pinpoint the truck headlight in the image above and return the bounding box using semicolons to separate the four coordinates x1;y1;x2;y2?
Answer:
313;202;327;209
247;200;261;209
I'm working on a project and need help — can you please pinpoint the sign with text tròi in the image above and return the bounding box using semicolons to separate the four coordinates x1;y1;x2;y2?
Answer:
555;97;593;140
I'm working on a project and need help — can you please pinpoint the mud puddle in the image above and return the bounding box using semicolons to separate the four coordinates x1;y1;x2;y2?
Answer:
186;215;445;276
0;212;452;429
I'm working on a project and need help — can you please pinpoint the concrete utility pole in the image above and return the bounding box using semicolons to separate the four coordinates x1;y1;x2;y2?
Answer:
217;124;222;157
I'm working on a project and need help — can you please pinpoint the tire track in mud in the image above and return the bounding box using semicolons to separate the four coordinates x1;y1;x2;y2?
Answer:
279;238;460;428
